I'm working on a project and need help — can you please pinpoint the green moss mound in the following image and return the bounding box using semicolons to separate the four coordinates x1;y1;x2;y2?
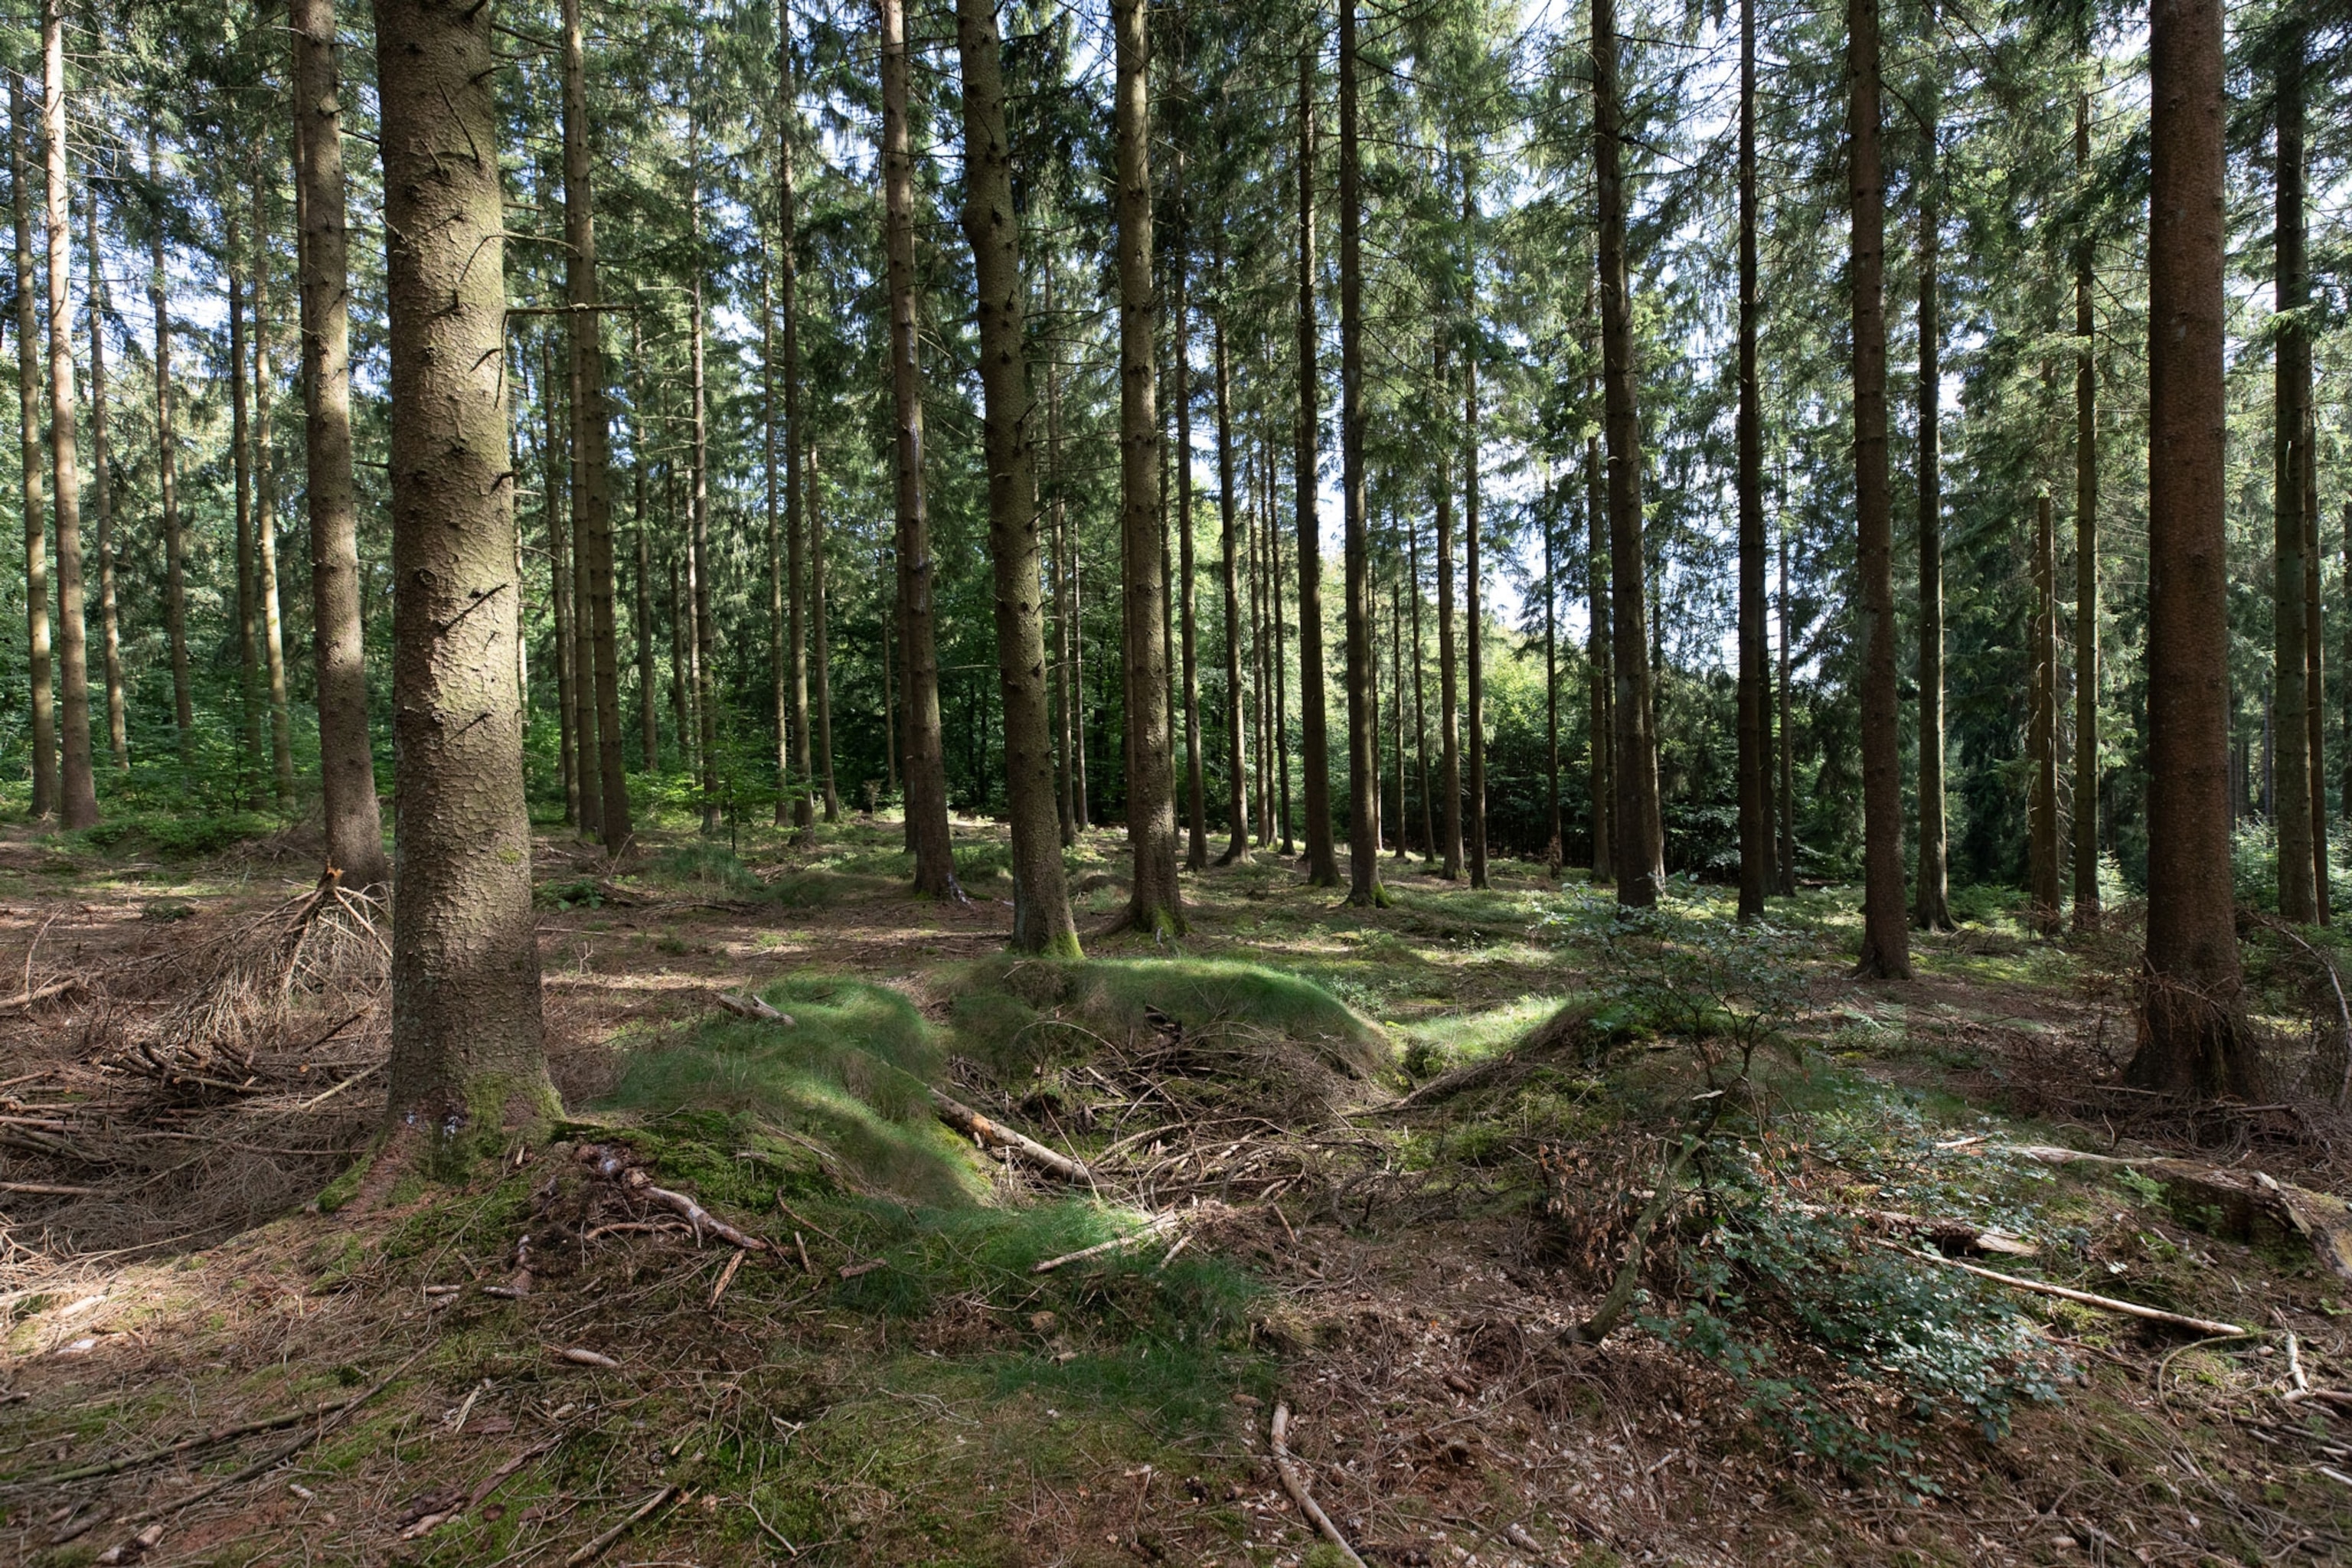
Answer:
599;975;985;1207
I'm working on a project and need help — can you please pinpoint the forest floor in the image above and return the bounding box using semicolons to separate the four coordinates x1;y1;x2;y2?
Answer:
3;805;2352;1567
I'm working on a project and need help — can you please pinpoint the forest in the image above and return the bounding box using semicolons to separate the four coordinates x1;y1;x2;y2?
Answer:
2;0;2351;1562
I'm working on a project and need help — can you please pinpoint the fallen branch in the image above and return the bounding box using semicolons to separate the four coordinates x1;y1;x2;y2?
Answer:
552;1347;622;1370
9;1393;375;1488
712;991;795;1027
1031;1213;1178;1274
0;1179;100;1197
1792;1200;2037;1257
565;1484;678;1566
118;1342;430;1530
1882;1242;2249;1336
400;1437;560;1540
577;1144;767;1251
1269;1403;1366;1568
2000;1144;2352;1283
929;1087;1095;1184
0;976;77;1014
707;1248;746;1309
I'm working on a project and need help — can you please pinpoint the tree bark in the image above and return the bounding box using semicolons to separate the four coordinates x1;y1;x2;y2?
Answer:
2132;0;2249;1094
1594;0;1661;905
1215;299;1249;863
2071;73;2100;929
2030;491;2062;934
881;0;956;894
1847;0;1907;975
293;0;388;888
145;124;188;766
810;440;838;820
1912;70;1948;930
561;0;627;850
85;172;123;769
230;201;263;802
1737;0;1769;920
1586;429;1612;884
687;112;719;838
1338;0;1383;906
15;81;54;816
252;185;296;805
954;0;1080;955
2271;28;2314;923
1294;45;1337;888
1112;0;1181;933
374;0;550;1132
43;2;96;829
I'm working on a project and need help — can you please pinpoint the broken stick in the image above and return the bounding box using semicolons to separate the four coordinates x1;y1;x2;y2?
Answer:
1269;1403;1367;1568
929;1087;1095;1184
1030;1213;1178;1274
712;991;795;1026
577;1144;768;1251
564;1484;679;1567
1883;1242;2248;1336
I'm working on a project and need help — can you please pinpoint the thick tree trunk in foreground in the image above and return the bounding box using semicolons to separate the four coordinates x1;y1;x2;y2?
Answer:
293;0;387;888
44;3;96;830
2131;0;2248;1096
1847;0;1908;976
1912;73;1950;931
2272;31;2314;923
1338;0;1383;908
1294;47;1337;889
1111;0;1180;933
1736;0;1769;920
86;178;124;769
2071;77;2101;929
562;0;628;850
881;0;956;895
374;0;549;1133
1595;0;1661;905
955;0;1080;956
15;83;54;816
2030;492;2063;933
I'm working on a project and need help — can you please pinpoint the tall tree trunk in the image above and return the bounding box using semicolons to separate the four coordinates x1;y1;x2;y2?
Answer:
1047;263;1076;845
85;173;123;769
2306;417;2326;921
43;4;96;829
544;334;577;825
1738;0;1769;920
955;0;1078;952
2071;72;2100;929
811;440;838;820
1594;0;1661;906
1434;337;1463;880
668;537;688;763
1912;73;1949;929
15;82;53;815
1847;0;1907;975
881;0;956;894
293;0;388;887
562;0;626;850
765;263;787;823
1776;515;1795;892
566;335;597;835
1338;0;1383;906
230;202;263;801
687;115;720;838
2030;492;2062;933
2272;23;2314;922
1176;212;1206;871
146;126;188;766
1413;511;1433;865
1215;301;1248;863
2132;0;2247;1093
1464;297;1488;890
1586;429;1611;884
881;545;898;797
374;0;549;1132
1543;488;1560;871
1272;436;1293;854
776;36;812;834
634;349;658;771
253;188;296;805
1113;0;1181;933
1294;45;1337;888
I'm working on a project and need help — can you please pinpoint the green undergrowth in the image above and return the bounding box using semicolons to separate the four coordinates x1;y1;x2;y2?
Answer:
946;955;1390;1083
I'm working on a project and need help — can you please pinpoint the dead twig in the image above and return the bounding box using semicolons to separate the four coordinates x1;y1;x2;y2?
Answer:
564;1484;678;1566
577;1144;767;1251
1881;1242;2249;1336
1031;1212;1178;1274
929;1087;1095;1184
1269;1402;1366;1568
